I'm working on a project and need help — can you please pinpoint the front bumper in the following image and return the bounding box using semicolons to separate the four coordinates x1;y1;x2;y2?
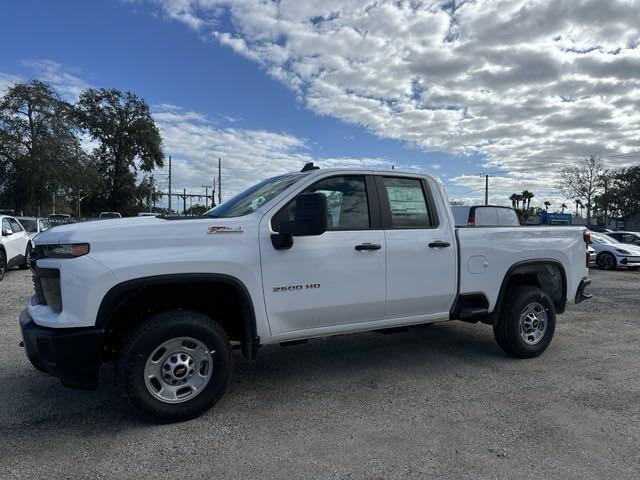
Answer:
20;309;104;389
619;256;640;266
575;276;593;304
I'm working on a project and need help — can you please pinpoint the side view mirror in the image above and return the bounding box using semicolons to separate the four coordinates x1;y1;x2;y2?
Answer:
272;193;328;250
2;228;13;236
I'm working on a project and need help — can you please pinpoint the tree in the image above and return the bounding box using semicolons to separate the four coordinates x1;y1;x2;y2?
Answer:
557;154;605;224
75;88;164;214
509;193;518;208
544;201;551;212
600;166;640;218
560;203;567;213
521;190;535;210
0;80;80;214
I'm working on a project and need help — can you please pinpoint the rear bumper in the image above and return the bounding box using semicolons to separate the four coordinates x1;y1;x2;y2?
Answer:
19;309;104;389
575;276;592;304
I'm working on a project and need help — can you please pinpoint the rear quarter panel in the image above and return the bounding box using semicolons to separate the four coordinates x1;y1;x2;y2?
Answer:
457;226;588;311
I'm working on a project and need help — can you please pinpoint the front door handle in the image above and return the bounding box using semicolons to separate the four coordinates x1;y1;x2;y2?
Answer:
428;240;451;248
355;243;382;251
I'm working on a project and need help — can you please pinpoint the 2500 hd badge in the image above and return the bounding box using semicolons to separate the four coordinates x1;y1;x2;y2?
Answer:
273;283;321;292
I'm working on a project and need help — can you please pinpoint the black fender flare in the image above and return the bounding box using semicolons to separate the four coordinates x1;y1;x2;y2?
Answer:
96;273;259;359
492;259;568;320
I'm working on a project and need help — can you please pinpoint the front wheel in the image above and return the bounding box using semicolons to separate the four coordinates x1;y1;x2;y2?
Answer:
493;286;556;358
117;310;233;423
596;252;617;270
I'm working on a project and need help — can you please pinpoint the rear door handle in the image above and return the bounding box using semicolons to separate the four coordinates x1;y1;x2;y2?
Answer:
355;243;382;251
428;240;451;248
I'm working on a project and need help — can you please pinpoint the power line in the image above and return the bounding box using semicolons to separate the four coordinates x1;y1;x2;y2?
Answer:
601;151;640;159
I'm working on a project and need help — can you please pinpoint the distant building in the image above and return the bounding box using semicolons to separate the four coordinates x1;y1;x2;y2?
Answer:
541;212;572;225
623;212;640;232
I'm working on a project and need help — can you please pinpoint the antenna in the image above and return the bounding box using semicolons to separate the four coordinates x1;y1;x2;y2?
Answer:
301;162;320;172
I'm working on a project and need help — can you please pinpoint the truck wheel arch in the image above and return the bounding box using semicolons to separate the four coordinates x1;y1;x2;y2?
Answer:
494;260;567;319
96;273;259;360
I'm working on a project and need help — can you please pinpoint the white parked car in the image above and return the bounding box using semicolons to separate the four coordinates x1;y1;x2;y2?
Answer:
588;245;597;267
606;231;640;247
20;166;591;421
17;217;51;239
589;231;640;270
0;214;31;280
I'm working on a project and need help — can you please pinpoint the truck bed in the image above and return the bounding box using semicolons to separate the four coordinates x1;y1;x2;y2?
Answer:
456;226;588;312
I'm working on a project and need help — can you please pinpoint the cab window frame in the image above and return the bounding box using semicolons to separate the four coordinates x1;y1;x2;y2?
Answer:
270;174;382;232
375;175;439;229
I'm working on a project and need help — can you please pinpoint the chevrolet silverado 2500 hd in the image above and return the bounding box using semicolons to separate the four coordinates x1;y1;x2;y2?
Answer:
20;166;592;421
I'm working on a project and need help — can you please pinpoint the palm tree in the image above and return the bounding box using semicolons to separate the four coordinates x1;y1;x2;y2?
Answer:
575;199;582;217
515;194;524;209
560;203;567;213
509;193;518;208
521;190;535;210
544;201;551;212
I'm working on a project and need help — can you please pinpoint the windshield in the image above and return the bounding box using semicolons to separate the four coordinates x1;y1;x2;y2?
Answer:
207;173;305;218
18;219;37;233
591;231;618;244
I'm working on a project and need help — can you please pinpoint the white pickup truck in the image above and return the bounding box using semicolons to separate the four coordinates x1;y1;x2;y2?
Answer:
20;165;592;422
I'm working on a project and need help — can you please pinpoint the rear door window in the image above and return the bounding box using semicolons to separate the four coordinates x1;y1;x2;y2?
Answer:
381;177;432;228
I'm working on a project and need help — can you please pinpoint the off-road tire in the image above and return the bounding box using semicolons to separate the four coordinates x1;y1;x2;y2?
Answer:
493;286;556;359
117;310;233;423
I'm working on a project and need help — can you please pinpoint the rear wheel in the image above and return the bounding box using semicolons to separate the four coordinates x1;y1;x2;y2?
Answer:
0;250;6;281
117;310;233;423
493;286;556;358
596;252;617;270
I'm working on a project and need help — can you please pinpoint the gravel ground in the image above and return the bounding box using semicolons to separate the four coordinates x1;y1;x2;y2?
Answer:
0;267;639;479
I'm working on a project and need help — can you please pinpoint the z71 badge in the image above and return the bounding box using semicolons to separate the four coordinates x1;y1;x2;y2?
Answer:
208;226;243;234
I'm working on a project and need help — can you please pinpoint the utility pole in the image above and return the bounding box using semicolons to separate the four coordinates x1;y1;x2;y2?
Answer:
201;185;213;208
484;174;489;205
149;175;155;213
218;158;222;205
168;155;172;213
477;172;497;205
182;188;187;215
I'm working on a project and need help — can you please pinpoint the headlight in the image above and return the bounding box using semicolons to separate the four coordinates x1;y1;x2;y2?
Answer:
41;243;90;258
615;248;630;255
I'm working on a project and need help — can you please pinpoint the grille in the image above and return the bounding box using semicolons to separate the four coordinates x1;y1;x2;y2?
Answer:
31;262;62;313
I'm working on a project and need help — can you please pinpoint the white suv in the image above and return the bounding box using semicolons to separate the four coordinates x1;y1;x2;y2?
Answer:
0;215;31;280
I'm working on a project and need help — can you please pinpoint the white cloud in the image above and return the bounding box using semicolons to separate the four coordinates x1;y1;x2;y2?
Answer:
21;59;90;101
0;72;23;95
150;0;640;197
154;103;393;202
1;61;393;207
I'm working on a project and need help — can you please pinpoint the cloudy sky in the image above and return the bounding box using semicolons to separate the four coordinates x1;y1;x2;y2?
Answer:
2;0;639;209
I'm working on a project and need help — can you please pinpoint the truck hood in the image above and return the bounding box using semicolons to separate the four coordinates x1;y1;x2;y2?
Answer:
33;216;255;247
